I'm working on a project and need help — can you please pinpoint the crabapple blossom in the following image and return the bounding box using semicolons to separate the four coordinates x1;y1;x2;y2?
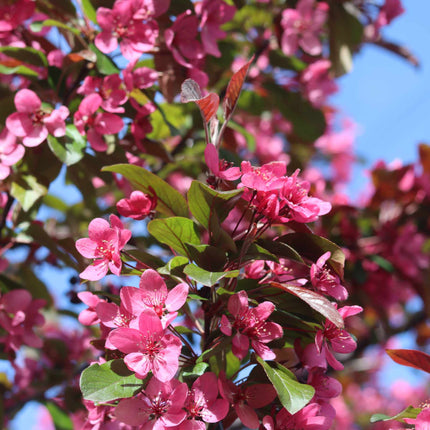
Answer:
205;143;241;181
73;93;124;152
107;308;182;382
75;214;132;281
77;292;105;326
220;290;283;360
114;377;188;428
116;190;157;220
0;128;24;180
6;89;69;147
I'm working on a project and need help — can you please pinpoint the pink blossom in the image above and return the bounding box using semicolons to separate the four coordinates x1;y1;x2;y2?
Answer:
47;49;65;68
6;89;69;147
220;290;283;360
120;269;189;327
195;0;236;57
179;372;229;429
165;10;205;69
404;407;430;429
77;75;128;113
123;60;158;94
240;161;287;192
310;252;348;301
262;403;331;430
301;60;338;107
75;214;132;281
115;376;188;427
376;0;404;28
0;0;35;35
77;291;105;326
129;0;170;19
108;308;182;381
218;372;276;429
281;0;328;56
0;128;24;180
74;93;124;152
116;190;157;220
95;0;158;61
205;144;241;181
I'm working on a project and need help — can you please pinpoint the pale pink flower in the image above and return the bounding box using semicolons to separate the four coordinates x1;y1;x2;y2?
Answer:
220;290;283;360
179;372;229;429
6;89;69;147
75;214;132;281
310;252;348;301
74;93;124;152
218;372;276;429
115;377;188;427
281;0;328;56
116;190;157;220
195;0;236;57
108;308;182;381
95;0;158;61
205;144;241;181
120;269;189;327
0;128;24;180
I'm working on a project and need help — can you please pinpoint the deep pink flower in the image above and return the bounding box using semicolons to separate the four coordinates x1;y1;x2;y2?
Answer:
404;408;430;430
75;214;132;281
120;269;189;327
128;0;170;19
195;0;236;57
179;372;229;429
0;128;24;180
77;75;128;113
165;10;205;69
205;144;241;181
0;0;35;35
115;376;188;428
77;291;105;326
108;308;182;381
95;0;158;61
240;161;287;192
218;372;276;429
376;0;404;28
74;93;124;152
6;89;69;147
220;290;283;360
116;190;157;220
281;0;328;56
310;252;348;301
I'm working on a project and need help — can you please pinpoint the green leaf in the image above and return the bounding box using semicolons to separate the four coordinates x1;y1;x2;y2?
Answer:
329;2;363;77
0;46;48;67
158;256;189;275
0;63;39;77
183;264;239;287
182;362;209;377
277;233;345;279
370;406;421;423
81;0;97;23
147;217;200;258
264;82;326;142
103;164;189;217
184;243;227;271
30;19;80;35
44;402;73;430
257;357;315;415
80;360;144;403
11;175;48;211
89;43;120;75
268;50;307;72
47;126;87;166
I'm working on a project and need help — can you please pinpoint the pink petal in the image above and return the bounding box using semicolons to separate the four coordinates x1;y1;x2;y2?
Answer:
75;237;98;258
236;402;259;429
125;352;151;377
115;398;149;426
22;125;48;147
79;259;108;281
6;112;33;137
165;282;189;312
204;143;220;175
108;327;142;353
94;112;124;134
15;89;41;113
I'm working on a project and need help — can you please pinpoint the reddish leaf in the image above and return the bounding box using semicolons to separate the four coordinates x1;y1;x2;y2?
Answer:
223;55;254;120
386;349;430;374
180;79;219;123
270;282;344;328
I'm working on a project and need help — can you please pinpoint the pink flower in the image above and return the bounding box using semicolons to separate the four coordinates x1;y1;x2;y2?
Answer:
108;308;182;381
75;214;132;281
95;0;158;61
220;290;283;360
205;144;241;181
310;252;348;301
74;93;124;152
376;0;404;28
281;0;328;56
115;376;188;427
0;0;35;34
195;0;236;57
116;190;157;220
301;60;338;107
404;408;430;430
179;372;229;429
6;89;69;147
77;291;105;326
0;128;24;180
165;10;205;69
120;269;189;327
218;372;276;429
